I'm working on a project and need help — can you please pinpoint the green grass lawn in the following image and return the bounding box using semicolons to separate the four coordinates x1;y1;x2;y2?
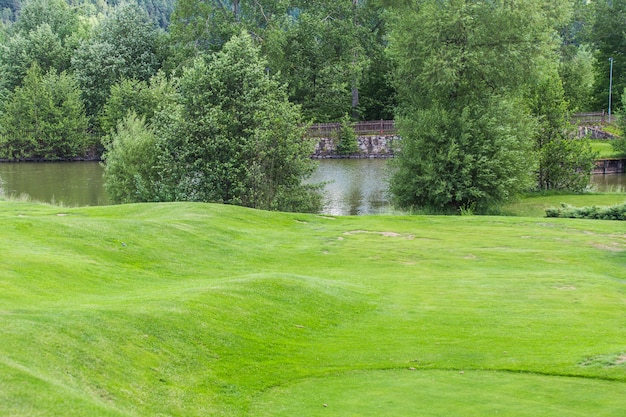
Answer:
591;140;621;159
501;193;626;217
1;201;625;416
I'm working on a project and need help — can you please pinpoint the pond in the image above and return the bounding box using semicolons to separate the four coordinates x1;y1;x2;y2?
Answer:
0;160;624;215
0;162;110;206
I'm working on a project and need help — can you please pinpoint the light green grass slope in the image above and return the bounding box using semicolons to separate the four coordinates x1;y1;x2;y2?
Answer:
1;201;625;416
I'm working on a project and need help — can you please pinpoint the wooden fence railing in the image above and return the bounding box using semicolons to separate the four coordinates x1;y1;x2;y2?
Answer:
309;113;611;137
570;111;610;125
308;120;396;137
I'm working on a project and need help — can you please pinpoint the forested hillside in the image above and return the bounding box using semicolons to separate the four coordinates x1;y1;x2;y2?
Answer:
0;0;623;213
0;0;175;27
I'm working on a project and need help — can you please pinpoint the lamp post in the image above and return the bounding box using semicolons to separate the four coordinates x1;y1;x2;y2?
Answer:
609;57;614;123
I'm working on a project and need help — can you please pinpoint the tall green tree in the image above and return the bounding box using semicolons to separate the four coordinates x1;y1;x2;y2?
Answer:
265;0;385;121
14;0;78;38
161;32;320;211
104;32;321;212
590;0;626;112
0;24;69;90
100;72;178;135
557;0;595;112
0;0;83;92
72;3;162;119
0;64;89;160
168;0;392;122
102;113;163;203
167;0;287;70
530;69;596;191
388;0;567;213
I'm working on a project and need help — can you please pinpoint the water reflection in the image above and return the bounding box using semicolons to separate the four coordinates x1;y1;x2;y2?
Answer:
308;159;393;215
589;173;626;193
0;160;625;215
0;162;109;206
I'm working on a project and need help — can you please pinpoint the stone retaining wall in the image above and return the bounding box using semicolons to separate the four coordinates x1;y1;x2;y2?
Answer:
578;126;617;139
312;135;398;158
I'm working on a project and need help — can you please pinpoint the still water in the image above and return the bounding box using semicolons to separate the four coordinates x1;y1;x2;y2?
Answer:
0;162;110;206
0;160;624;214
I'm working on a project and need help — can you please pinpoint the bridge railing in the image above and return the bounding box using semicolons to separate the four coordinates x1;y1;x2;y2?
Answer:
309;113;611;137
570;111;608;125
308;120;396;137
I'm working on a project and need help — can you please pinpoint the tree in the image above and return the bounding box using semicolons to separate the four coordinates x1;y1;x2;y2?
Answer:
72;3;162;119
103;32;321;212
558;0;595;112
388;0;566;213
590;0;626;111
0;64;89;160
264;0;380;121
611;88;626;157
0;24;69;91
168;0;392;122
559;44;595;113
102;113;163;203
167;0;241;69
158;32;321;211
335;113;359;155
13;0;78;39
0;0;83;92
100;72;178;135
167;0;294;73
530;70;596;192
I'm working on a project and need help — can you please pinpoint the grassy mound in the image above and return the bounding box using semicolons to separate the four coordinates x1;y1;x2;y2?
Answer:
1;201;625;416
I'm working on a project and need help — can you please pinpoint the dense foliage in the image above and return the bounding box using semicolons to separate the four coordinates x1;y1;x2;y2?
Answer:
0;0;175;27
530;70;597;192
0;64;89;160
103;33;321;212
389;0;563;213
612;88;626;157
0;0;620;212
101;113;161;203
335;114;360;155
546;202;626;220
71;3;162;121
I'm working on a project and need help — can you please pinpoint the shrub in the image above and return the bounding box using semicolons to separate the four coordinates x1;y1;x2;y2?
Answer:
335;114;359;156
545;202;626;220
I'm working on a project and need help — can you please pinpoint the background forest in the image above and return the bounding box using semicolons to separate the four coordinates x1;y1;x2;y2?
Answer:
0;0;623;212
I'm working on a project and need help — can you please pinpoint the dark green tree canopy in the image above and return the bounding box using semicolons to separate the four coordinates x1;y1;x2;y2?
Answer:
0;63;89;160
104;32;321;212
591;0;626;111
388;0;569;213
72;3;163;118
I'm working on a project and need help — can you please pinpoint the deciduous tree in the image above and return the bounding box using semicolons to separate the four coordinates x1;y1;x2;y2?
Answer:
388;0;567;213
159;32;320;211
100;72;178;135
590;0;626;111
0;64;89;160
530;70;596;192
102;113;163;203
103;32;321;212
72;3;162;119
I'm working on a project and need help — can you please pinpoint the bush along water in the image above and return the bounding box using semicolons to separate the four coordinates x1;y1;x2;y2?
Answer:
546;202;626;220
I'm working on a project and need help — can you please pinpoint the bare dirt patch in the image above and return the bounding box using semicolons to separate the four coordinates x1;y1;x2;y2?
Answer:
592;243;624;252
343;230;415;239
553;285;576;290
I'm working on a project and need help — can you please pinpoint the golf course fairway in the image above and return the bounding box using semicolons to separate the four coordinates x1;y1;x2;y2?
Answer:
1;201;624;416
